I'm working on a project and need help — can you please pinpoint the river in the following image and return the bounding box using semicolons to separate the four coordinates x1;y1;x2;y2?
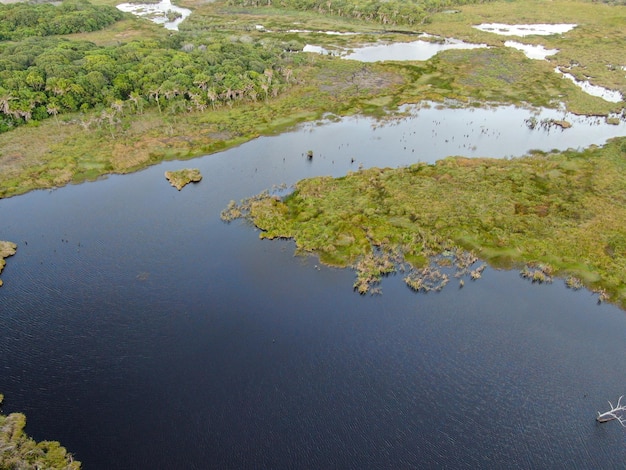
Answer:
1;104;626;468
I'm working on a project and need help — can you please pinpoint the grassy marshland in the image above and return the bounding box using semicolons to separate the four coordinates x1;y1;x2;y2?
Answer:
223;137;626;307
1;0;624;198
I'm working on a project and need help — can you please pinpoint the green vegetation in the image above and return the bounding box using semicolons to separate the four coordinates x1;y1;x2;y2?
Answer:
226;0;495;26
0;241;17;287
0;32;292;133
223;137;626;307
0;0;624;198
0;0;123;40
164;168;202;190
0;395;81;469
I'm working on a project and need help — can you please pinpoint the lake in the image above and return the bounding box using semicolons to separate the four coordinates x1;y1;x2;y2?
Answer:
1;104;626;468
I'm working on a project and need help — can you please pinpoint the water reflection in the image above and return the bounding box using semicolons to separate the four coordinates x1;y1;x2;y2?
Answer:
304;37;487;62
474;23;577;36
555;67;624;103
504;40;558;60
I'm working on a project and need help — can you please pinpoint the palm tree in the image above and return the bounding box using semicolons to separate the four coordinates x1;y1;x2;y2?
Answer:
148;88;162;114
0;90;15;116
46;102;60;126
206;88;218;109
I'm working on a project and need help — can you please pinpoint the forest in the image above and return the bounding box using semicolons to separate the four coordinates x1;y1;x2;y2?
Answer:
0;1;296;134
0;0;502;134
0;0;122;40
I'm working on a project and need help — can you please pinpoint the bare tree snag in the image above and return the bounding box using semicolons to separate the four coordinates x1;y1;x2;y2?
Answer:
597;396;626;426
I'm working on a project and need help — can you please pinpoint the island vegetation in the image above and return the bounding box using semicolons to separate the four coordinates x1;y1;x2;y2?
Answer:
0;241;17;287
0;394;81;469
222;136;626;305
165;167;202;189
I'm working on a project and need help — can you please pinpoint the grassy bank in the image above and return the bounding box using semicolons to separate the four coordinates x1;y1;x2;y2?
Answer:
223;137;626;307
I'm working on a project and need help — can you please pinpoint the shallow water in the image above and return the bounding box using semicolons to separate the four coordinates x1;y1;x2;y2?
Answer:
504;41;558;60
1;104;626;469
474;23;577;36
117;0;191;31
306;34;624;103
501;40;623;103
304;37;486;62
556;68;624;103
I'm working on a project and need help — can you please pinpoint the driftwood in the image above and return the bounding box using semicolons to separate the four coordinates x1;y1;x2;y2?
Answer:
596;396;626;426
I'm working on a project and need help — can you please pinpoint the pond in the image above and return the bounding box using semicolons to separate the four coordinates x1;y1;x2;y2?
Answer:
473;23;577;36
304;36;487;62
555;68;624;103
117;0;191;31
1;103;626;469
504;40;558;60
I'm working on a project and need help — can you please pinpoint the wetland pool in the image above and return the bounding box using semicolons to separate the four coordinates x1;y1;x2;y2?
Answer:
1;103;626;468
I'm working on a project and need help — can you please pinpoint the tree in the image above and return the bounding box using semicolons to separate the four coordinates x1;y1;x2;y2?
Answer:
47;100;60;126
0;88;15;115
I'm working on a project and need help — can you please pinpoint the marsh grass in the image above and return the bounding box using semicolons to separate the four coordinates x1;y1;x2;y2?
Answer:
423;0;626;106
226;137;626;307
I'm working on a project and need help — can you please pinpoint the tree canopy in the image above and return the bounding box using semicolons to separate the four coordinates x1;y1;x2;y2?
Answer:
0;33;293;132
0;0;124;41
0;394;81;469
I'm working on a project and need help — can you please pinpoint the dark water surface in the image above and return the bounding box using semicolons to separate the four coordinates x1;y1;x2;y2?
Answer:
2;105;626;468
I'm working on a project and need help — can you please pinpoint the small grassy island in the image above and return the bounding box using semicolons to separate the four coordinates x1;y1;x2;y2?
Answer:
223;136;626;307
0;241;17;287
0;394;81;469
164;168;202;190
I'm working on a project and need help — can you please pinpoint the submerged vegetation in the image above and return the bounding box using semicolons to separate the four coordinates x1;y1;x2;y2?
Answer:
0;395;81;469
224;137;626;307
